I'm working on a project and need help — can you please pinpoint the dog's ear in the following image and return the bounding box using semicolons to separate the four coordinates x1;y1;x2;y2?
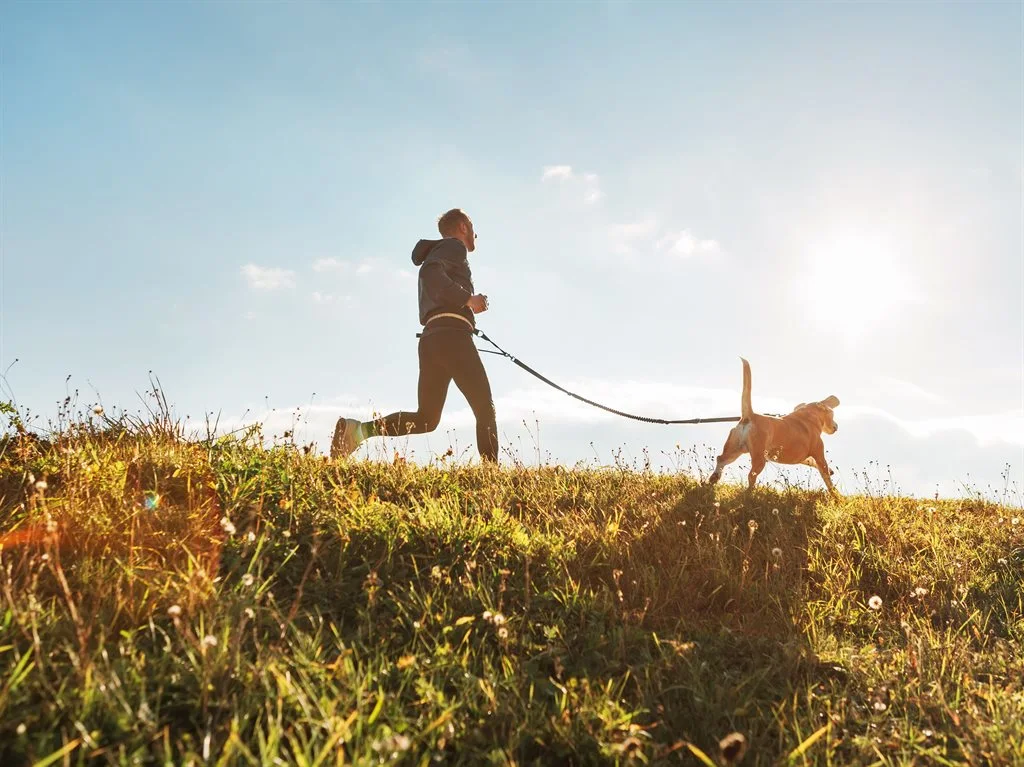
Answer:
821;395;840;408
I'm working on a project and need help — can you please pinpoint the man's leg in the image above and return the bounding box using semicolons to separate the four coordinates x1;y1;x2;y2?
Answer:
331;336;451;458
365;334;451;437
446;332;499;463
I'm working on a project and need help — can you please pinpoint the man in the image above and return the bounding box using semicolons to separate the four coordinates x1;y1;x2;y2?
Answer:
330;208;499;463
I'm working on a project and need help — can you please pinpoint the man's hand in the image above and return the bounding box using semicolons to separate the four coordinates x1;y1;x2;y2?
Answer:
465;294;489;314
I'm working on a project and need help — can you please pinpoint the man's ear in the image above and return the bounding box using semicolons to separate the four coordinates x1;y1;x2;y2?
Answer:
821;395;840;408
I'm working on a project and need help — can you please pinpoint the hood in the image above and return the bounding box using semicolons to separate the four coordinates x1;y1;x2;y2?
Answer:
411;238;443;266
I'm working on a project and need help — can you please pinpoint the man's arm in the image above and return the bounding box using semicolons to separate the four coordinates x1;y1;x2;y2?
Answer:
420;241;473;309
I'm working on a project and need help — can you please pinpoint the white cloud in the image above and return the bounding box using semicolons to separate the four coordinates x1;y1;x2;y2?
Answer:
312;258;344;272
656;230;722;257
542;165;574;181
607;216;722;261
310;257;412;283
541;165;602;204
241;264;296;291
843;405;1024;447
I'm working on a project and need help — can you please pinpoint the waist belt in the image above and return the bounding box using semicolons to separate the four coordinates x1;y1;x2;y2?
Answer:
424;312;474;330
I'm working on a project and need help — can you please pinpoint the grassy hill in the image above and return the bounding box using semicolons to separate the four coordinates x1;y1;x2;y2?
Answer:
1;404;1022;765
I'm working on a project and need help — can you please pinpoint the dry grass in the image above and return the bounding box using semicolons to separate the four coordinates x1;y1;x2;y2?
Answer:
0;399;1022;765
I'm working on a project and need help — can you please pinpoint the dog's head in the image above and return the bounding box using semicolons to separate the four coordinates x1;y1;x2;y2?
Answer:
792;395;840;434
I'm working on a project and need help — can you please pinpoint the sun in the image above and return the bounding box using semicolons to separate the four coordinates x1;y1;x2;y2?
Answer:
794;233;915;343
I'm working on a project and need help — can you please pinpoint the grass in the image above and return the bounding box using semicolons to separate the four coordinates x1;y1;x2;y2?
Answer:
0;398;1022;766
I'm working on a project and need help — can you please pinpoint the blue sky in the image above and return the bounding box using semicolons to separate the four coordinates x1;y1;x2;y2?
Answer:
3;1;1022;500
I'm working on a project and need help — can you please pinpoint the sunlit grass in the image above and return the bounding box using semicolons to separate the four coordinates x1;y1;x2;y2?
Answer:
0;396;1021;765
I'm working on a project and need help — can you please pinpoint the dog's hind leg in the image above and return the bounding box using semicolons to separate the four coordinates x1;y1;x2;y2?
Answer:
747;452;767;490
709;429;745;485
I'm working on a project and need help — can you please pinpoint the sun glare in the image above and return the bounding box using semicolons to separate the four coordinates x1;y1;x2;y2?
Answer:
795;233;915;342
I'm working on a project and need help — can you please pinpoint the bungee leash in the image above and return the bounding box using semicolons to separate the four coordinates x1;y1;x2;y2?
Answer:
472;328;749;425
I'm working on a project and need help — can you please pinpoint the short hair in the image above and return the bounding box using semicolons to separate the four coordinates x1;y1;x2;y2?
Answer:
437;208;471;237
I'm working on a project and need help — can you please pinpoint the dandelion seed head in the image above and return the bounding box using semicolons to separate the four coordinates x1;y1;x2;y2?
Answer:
868;595;883;610
492;612;506;626
167;604;182;618
246;531;256;543
202;635;218;648
1012;517;1021;526
241;573;255;587
498;627;508;640
34;480;47;492
771;547;783;559
914;587;928;598
92;405;104;416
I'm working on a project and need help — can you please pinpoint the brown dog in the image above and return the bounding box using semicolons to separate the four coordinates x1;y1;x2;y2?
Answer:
708;358;840;494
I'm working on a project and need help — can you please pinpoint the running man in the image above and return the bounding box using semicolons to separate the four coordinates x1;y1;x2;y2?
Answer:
330;208;499;463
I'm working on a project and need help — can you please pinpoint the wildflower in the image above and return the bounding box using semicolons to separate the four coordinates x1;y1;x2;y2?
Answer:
482;610;493;622
713;501;721;509
914;587;928;598
998;558;1008;565
92;405;104;416
497;627;509;640
241;573;255;587
246;531;256;543
396;655;416;670
243;608;255;620
202;635;218;648
868;595;883;611
34;480;47;492
219;516;236;536
372;734;411;756
282;530;291;539
45;517;58;534
167;604;182;618
873;700;888;712
772;508;780;516
719;732;748;765
16;723;26;735
431;565;442;581
492;612;506;627
413;620;422;630
771;547;783;559
922;729;934;738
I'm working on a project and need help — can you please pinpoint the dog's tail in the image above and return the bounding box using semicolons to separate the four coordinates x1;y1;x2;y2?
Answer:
740;357;753;421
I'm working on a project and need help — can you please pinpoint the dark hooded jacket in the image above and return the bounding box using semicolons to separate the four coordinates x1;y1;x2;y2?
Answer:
411;237;476;331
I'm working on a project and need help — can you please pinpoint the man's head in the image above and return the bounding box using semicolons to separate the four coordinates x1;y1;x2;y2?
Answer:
437;208;476;253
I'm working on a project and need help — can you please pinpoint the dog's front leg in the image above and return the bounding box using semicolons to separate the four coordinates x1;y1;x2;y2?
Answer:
811;447;839;496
